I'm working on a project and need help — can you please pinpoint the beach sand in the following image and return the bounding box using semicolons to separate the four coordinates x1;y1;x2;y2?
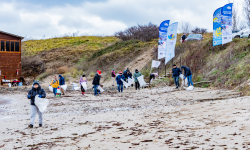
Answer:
0;87;250;149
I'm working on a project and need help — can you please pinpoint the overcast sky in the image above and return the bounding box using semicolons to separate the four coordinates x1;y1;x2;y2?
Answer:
0;0;244;39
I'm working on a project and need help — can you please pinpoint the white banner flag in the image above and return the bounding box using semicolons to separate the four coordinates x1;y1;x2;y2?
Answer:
165;22;178;65
152;60;161;68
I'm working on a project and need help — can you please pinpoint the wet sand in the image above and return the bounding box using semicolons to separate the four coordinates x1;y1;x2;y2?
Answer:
1;87;250;149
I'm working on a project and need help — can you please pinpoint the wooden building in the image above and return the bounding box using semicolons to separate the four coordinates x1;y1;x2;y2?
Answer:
0;31;24;85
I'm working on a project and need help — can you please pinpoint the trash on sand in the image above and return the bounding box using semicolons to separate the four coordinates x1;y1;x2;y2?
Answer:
137;75;147;87
72;83;80;91
186;86;194;91
34;95;49;113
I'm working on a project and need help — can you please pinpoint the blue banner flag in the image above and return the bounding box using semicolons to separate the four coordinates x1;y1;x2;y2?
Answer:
213;7;222;46
158;20;170;59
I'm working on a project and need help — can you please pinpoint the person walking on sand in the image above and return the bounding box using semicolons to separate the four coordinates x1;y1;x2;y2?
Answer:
116;72;125;92
124;70;132;82
123;68;130;80
181;66;193;87
111;69;116;86
92;70;101;96
80;75;87;96
133;69;142;90
27;81;46;128
50;76;59;97
172;64;182;89
58;75;65;95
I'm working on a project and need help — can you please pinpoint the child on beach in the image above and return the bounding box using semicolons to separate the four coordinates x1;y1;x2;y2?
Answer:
50;76;59;97
80;75;87;95
27;81;46;128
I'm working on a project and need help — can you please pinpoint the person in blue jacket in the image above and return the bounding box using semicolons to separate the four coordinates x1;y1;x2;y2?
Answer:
181;66;193;87
58;75;65;95
27;81;46;128
116;72;125;92
172;64;182;89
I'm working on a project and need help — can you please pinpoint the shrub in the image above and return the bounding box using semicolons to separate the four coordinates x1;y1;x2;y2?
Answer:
115;23;158;42
57;66;69;74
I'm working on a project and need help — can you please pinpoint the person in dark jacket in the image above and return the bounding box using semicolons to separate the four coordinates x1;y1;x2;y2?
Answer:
172;65;182;89
124;70;132;82
181;66;193;86
92;70;101;96
116;72;125;92
181;34;187;43
58;75;65;95
27;81;46;128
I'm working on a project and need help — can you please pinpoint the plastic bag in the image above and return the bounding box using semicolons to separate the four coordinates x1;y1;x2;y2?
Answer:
34;95;49;113
72;83;79;91
137;75;147;87
81;82;87;91
8;83;11;87
186;86;194;91
179;74;188;87
97;86;105;92
128;77;134;85
49;86;53;92
61;85;67;91
121;79;130;88
74;87;80;91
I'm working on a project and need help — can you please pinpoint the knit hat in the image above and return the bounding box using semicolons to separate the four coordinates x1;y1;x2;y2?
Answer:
119;72;122;74
97;70;102;75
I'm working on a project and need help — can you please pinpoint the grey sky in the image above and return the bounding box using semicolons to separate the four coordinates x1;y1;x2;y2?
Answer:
0;0;243;39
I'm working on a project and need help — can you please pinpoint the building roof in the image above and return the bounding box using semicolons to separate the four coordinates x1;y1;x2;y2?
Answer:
0;30;24;40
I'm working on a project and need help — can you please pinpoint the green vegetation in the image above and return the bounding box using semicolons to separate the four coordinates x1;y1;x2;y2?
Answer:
22;36;120;55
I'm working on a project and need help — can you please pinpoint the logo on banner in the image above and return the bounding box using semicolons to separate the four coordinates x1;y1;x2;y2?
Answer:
164;23;169;26
168;34;176;40
227;6;231;9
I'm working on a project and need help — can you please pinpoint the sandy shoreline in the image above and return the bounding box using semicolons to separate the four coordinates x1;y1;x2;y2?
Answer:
0;87;250;149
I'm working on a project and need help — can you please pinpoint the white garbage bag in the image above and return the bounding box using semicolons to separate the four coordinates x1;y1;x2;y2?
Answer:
34;95;49;113
8;83;11;87
61;85;67;91
72;83;80;91
81;82;87;91
137;75;147;87
179;74;188;87
49;86;53;92
186;86;194;91
74;87;80;91
97;86;105;92
121;79;130;88
128;77;134;85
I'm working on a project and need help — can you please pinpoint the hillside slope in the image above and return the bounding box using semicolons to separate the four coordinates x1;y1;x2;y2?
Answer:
21;34;250;95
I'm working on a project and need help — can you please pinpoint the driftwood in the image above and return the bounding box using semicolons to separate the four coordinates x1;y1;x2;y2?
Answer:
193;81;212;85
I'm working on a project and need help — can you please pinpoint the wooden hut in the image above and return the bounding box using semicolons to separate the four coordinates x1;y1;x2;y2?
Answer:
0;31;24;85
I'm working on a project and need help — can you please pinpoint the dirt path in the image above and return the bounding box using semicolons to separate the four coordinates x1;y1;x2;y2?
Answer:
126;47;154;73
1;87;249;149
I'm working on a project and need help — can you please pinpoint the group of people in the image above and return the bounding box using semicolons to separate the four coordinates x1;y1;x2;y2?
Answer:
112;68;143;93
172;65;193;89
26;66;193;128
